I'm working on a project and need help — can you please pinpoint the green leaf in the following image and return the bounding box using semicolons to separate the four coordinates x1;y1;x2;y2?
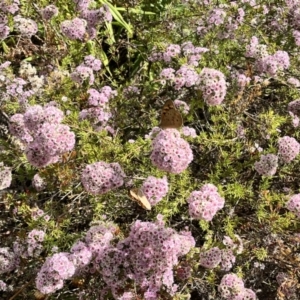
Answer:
99;0;133;37
1;41;9;54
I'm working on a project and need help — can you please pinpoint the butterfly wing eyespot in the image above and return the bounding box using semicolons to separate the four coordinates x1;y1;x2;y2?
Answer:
160;100;183;130
129;188;151;210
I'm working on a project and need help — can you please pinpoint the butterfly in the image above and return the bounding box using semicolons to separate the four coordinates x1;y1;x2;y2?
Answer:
160;100;183;130
129;188;151;210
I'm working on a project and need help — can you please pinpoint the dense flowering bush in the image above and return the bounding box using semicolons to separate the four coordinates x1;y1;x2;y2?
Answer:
81;161;126;195
187;184;225;221
35;217;195;298
2;0;300;298
150;129;193;174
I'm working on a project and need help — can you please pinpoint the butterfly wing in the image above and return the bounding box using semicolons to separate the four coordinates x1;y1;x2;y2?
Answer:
129;188;151;210
160;100;183;130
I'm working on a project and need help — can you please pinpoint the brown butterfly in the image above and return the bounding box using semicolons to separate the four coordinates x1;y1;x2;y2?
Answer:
160;100;183;130
129;188;151;210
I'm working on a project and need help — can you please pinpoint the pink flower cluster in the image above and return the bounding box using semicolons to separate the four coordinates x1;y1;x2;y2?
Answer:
36;252;76;294
293;30;300;46
199;236;242;271
79;86;116;129
41;5;59;21
245;36;290;76
114;216;195;298
150;42;208;66
123;85;140;97
9;103;75;168
0;15;9;39
288;99;300;127
66;1;112;40
0;163;12;190
199;247;222;269
254;154;278;176
218;273;256;300
0;0;19;14
182;126;197;138
187;184;225;221
71;55;102;85
232;72;251;90
260;51;290;76
141;176;168;206
14;15;38;37
286;194;300;218
31;208;50;222
36;221;117;294
198;68;227;106
14;229;45;258
278;136;300;163
35;217;195;299
81;161;126;195
83;55;102;71
71;65;94;85
0;280;7;291
150;129;193;174
0;61;44;105
181;42;209;66
173;100;190;114
0;247;19;274
175;65;199;89
32;174;46;191
60;17;87;40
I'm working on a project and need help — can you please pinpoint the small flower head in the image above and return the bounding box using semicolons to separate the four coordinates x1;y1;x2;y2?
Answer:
254;154;278;176
150;129;193;174
187;184;224;221
60;18;87;40
286;194;300;218
14;16;38;37
71;65;94;85
199;247;222;269
81;161;126;195
141;176;169;206
278;136;300;163
32;174;46;191
41;5;59;20
198;68;227;106
0;247;19;274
